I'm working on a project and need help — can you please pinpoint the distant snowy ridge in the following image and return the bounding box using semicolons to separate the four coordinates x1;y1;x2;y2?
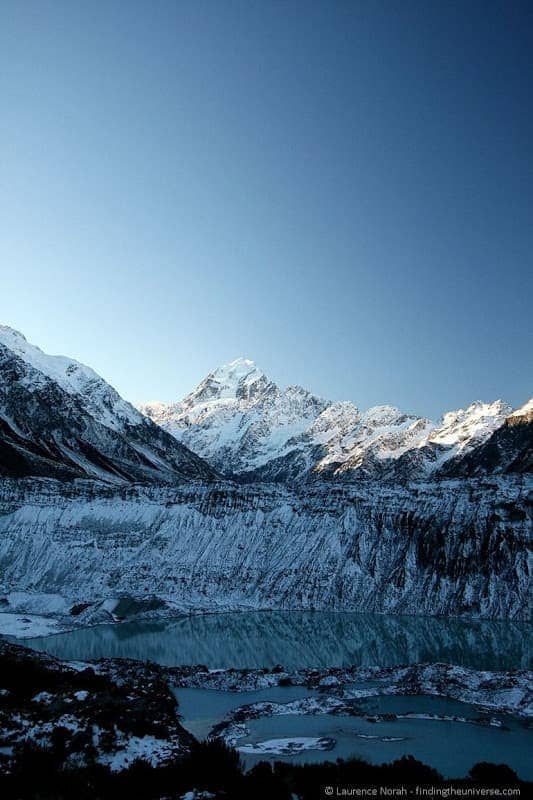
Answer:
139;357;528;482
0;326;529;486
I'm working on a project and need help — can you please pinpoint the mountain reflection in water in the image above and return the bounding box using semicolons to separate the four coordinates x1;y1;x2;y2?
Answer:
23;611;531;670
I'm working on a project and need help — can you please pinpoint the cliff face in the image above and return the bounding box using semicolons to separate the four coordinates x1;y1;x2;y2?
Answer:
0;476;530;620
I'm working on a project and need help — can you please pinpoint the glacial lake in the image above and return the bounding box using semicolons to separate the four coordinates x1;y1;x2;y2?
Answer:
18;611;533;779
23;611;532;670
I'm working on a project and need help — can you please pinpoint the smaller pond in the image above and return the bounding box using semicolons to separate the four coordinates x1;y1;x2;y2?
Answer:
174;686;319;740
174;688;533;780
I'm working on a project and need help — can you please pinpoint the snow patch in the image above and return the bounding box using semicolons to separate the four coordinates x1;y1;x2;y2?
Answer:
237;736;335;755
0;613;62;638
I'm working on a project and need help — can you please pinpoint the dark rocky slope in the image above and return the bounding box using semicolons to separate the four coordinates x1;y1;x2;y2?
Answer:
0;337;215;485
0;639;194;775
439;415;533;478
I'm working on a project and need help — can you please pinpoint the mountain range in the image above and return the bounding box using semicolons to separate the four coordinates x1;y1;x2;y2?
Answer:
140;356;531;483
0;327;530;485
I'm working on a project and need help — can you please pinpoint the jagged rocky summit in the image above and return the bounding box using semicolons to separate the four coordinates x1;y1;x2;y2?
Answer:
140;357;531;483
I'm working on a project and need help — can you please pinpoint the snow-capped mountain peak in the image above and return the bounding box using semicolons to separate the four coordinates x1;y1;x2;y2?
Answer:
139;360;525;483
429;399;512;451
139;359;330;474
185;357;274;407
212;356;262;384
0;325;27;345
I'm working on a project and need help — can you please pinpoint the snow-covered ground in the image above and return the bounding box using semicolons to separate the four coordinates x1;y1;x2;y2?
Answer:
237;736;335;755
171;663;533;720
96;731;184;772
0;638;195;776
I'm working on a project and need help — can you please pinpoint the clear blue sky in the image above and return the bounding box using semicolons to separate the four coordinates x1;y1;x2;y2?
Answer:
1;0;531;418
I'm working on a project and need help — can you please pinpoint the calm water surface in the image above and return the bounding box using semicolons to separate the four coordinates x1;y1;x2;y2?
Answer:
23;611;532;670
239;697;533;778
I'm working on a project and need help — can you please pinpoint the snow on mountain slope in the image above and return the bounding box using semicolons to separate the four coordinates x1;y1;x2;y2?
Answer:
305;405;434;477
428;400;512;453
140;360;517;482
0;329;526;485
508;398;533;425
438;399;533;478
0;326;141;431
317;400;514;481
0;326;215;484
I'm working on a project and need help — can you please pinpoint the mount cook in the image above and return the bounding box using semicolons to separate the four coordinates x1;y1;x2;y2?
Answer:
0;327;531;623
139;357;530;483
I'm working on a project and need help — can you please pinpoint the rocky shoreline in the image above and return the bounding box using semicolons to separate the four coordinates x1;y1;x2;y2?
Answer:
169;662;533;719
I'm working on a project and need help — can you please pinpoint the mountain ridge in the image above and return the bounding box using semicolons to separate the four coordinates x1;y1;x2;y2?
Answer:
0;326;216;484
139;357;529;483
0;328;530;622
0;326;530;486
